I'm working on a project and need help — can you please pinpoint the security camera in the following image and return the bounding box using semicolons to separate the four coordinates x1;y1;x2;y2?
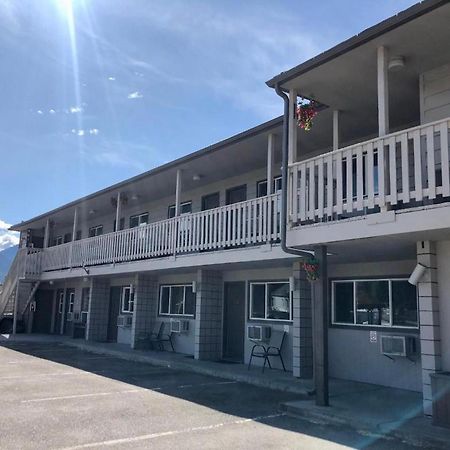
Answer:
408;263;427;286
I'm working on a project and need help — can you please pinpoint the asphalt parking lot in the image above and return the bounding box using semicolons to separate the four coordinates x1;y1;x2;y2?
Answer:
0;342;429;449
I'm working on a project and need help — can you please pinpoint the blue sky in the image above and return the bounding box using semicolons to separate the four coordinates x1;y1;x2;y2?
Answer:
0;0;418;249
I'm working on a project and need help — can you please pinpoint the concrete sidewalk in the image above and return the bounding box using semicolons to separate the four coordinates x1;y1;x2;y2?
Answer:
282;385;450;449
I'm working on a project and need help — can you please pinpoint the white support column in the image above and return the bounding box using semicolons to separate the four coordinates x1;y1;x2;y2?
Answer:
288;89;298;164
377;46;389;136
115;192;122;231
72;207;78;242
267;133;275;195
333;110;340;151
12;281;20;335
60;286;67;335
43;219;50;249
175;169;182;216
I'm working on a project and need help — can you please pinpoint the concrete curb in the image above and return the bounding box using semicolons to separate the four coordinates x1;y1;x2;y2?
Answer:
62;340;312;398
280;401;450;449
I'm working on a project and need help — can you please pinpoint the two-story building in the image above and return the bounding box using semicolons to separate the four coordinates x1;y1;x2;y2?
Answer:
2;0;450;418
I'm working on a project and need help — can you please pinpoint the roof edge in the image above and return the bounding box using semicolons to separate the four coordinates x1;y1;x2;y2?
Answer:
266;0;448;88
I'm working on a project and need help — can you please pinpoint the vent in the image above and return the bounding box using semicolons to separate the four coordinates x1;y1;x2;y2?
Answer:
247;325;271;341
170;319;189;333
381;335;415;357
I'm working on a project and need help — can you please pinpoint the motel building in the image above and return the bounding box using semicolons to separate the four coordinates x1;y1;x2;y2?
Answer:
1;0;450;420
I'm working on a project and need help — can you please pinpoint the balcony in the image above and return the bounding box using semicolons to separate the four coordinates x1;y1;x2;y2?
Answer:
287;117;450;244
32;193;280;273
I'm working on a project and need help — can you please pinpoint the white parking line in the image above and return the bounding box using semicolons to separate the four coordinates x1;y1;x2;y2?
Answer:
21;389;142;403
0;372;82;381
60;413;286;449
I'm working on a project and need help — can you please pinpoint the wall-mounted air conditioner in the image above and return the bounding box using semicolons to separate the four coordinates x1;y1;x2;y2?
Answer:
380;335;415;357
117;315;133;327
66;312;73;322
247;325;271;341
170;319;189;333
73;312;80;322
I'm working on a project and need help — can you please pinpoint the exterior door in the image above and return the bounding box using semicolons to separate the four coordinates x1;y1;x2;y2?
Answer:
54;289;65;334
223;282;246;362
32;290;53;334
107;287;121;342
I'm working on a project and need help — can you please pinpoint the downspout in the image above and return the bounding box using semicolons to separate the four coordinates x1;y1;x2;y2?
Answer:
275;83;310;259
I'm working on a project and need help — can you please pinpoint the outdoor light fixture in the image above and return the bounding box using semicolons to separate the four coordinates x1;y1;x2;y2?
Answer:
88;209;96;215
192;174;202;181
192;281;197;293
289;276;295;293
130;194;139;201
408;263;427;286
388;55;405;72
83;277;89;283
49;280;54;285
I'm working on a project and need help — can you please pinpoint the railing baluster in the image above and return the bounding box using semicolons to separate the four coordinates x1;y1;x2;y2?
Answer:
427;126;436;199
356;146;364;211
388;137;397;206
440;121;450;197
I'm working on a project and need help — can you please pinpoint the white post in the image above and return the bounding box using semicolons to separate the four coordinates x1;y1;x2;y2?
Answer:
333;110;339;151
288;89;298;164
175;169;182;216
267;133;275;195
115;192;122;231
72;208;78;242
377;46;389;136
43;219;50;249
60;286;67;335
12;281;20;335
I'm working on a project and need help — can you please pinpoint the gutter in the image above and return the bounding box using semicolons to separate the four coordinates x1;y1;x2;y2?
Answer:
275;83;311;259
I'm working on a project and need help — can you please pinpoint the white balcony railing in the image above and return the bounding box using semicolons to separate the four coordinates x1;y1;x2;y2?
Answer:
289;117;450;225
40;193;281;272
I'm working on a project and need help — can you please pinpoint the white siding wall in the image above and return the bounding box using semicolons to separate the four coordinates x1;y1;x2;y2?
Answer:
437;240;450;371
421;63;450;124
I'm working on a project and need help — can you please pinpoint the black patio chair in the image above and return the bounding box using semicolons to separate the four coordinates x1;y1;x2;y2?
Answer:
248;330;286;372
149;322;175;352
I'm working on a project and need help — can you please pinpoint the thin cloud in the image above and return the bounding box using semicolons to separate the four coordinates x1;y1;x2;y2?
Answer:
0;219;19;251
69;106;83;114
108;76;116;81
127;91;143;99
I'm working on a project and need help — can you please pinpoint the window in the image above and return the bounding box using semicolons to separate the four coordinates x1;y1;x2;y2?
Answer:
159;284;195;316
75;230;82;241
81;287;90;324
89;225;103;237
64;233;72;244
226;185;246;205
54;236;63;246
113;217;125;231
121;286;134;313
332;279;418;328
168;201;192;218
130;213;149;228
68;291;75;313
249;281;291;321
57;290;64;313
257;176;282;197
201;192;220;211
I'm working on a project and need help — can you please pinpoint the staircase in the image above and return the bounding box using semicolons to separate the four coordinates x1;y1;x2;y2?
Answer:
0;248;42;332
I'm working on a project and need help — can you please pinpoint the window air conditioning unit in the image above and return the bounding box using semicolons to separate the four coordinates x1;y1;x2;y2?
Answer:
117;315;133;327
247;325;271;341
73;312;80;322
381;335;415;357
66;312;73;322
170;319;189;333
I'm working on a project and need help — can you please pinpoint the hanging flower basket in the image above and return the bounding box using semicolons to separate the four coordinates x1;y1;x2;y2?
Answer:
302;258;320;281
296;100;318;131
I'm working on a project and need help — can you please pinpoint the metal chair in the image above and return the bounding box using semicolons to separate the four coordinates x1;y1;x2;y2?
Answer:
248;330;286;372
149;322;175;352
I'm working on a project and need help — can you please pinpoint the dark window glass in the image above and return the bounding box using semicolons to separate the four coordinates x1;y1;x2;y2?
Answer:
81;288;90;312
160;287;170;314
355;281;389;326
130;213;148;228
89;225;103;237
257;181;268;198
76;230;82;240
184;286;196;316
251;284;265;319
392;281;417;327
168;202;192;218
170;286;184;315
226;185;246;205
64;233;72;243
334;282;354;324
201;192;220;211
267;283;290;320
